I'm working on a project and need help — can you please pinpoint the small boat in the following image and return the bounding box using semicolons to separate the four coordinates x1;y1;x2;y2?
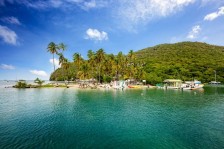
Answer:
182;80;204;90
209;70;221;85
190;84;204;90
128;85;135;88
128;85;141;89
147;84;157;88
209;81;221;85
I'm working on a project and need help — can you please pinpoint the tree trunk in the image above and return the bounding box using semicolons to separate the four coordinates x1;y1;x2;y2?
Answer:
53;53;55;72
98;65;100;83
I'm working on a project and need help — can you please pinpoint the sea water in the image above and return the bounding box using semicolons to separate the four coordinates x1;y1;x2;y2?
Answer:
0;82;224;148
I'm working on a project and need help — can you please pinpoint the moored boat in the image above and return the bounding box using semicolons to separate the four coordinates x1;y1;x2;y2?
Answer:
209;81;221;85
209;70;221;85
182;80;204;90
128;85;141;89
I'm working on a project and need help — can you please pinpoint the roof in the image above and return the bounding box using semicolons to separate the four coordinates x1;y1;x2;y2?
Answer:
164;79;182;82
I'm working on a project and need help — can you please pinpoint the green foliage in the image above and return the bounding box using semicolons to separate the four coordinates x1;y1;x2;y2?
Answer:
41;84;66;88
34;78;45;86
15;81;27;88
103;75;112;83
47;42;67;72
50;62;76;81
136;42;224;84
50;42;224;84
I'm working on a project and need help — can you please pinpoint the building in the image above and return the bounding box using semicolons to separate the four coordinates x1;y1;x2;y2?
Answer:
163;79;182;89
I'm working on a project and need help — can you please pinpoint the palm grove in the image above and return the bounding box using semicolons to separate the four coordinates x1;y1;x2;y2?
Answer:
48;42;224;84
48;42;146;83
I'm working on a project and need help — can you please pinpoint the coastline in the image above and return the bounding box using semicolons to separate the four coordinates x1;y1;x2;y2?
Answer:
1;80;151;90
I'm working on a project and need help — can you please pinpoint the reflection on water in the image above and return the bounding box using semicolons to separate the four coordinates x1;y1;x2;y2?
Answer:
0;83;224;149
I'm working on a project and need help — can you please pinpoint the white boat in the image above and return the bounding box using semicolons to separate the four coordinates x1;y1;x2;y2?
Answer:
182;80;204;90
209;70;221;85
209;81;221;85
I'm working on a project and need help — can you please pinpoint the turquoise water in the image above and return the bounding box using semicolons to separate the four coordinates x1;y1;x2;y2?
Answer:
0;85;224;148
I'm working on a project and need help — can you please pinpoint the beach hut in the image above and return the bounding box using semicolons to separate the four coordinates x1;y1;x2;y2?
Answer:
163;79;182;89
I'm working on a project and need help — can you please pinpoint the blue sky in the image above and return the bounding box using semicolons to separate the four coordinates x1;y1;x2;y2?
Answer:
0;0;224;80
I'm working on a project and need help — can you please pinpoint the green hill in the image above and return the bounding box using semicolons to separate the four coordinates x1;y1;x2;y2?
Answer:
50;42;224;84
135;42;224;84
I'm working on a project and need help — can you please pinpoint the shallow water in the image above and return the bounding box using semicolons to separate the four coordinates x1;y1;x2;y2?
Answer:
0;84;224;148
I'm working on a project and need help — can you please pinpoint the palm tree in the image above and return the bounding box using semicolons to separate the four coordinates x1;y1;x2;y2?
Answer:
104;54;114;77
57;43;67;53
96;48;105;83
47;42;58;72
58;53;67;81
87;50;95;79
34;78;45;87
114;57;119;80
128;50;135;61
58;53;69;85
136;61;146;81
58;53;65;65
61;58;69;80
79;61;89;80
109;54;117;79
73;53;83;79
128;50;136;79
117;51;125;79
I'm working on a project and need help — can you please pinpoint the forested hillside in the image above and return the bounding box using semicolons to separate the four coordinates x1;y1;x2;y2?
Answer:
50;42;224;84
136;42;224;84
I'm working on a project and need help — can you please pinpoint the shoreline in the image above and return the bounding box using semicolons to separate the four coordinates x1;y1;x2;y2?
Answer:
5;81;152;90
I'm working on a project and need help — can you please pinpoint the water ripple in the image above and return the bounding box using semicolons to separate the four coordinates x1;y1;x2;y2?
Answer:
0;87;224;148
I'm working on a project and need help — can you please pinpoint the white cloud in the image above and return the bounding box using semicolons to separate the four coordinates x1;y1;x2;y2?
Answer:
0;25;18;45
82;0;96;10
0;0;5;6
0;64;15;70
115;0;195;30
0;0;108;10
187;25;201;39
1;16;21;25
200;0;212;6
30;70;48;77
85;28;108;41
49;58;61;68
204;6;224;21
66;0;107;10
49;0;63;8
0;0;57;9
66;0;83;2
19;0;49;9
200;0;224;7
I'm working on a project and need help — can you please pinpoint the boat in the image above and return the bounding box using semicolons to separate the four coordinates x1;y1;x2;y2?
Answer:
209;70;221;85
128;85;141;89
147;84;157;88
182;80;204;90
209;81;221;85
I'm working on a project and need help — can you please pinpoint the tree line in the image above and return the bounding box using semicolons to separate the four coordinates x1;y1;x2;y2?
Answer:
48;41;224;84
48;42;146;83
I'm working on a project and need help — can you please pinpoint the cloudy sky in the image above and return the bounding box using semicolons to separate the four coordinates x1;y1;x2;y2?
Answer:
0;0;224;80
